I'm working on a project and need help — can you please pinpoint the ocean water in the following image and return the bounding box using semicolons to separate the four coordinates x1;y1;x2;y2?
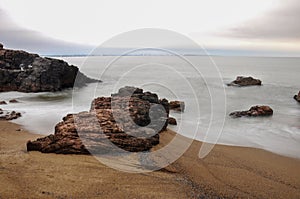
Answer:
1;56;299;159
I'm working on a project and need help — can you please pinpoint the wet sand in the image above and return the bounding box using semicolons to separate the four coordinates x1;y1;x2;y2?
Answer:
1;121;300;198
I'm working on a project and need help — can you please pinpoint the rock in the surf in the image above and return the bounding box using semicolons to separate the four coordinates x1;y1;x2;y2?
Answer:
229;105;273;118
169;100;185;112
294;91;300;102
168;117;177;125
227;76;262;87
0;101;7;105
0;43;99;92
0;110;21;120
9;99;19;103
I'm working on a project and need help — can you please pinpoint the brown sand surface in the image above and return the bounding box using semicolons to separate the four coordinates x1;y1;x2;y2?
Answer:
1;121;300;198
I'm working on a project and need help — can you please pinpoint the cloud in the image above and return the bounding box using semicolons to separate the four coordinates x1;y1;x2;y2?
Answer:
0;8;94;55
222;0;300;41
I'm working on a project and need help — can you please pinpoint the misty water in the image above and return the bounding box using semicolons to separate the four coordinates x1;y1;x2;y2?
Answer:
1;56;299;159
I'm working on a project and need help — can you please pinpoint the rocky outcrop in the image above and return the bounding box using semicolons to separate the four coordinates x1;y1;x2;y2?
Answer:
294;91;300;102
169;101;185;112
229;105;273;118
27;86;170;154
0;43;98;92
0;101;7;105
0;110;21;120
227;76;262;87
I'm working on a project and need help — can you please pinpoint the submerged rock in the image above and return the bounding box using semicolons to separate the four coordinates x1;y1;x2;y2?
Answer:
229;105;273;118
27;87;170;154
294;91;300;102
0;101;7;105
227;76;262;87
169;100;185;112
0;43;98;92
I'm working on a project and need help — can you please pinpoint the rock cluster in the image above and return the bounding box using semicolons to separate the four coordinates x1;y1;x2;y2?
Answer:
229;105;273;118
27;86;170;154
227;76;262;87
294;91;300;102
0;110;21;120
0;44;98;92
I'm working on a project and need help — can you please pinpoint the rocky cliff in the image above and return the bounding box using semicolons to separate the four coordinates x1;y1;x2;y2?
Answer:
0;43;98;92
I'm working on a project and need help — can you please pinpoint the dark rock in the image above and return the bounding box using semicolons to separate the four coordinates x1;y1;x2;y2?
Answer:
112;86;143;97
169;100;185;112
0;110;21;120
0;43;3;49
229;105;273;118
0;45;98;92
0;101;7;105
294;91;300;102
168;117;177;125
9;99;19;103
27;87;169;154
227;76;262;87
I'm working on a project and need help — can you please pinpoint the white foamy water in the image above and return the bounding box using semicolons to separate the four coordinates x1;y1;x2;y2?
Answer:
1;56;299;159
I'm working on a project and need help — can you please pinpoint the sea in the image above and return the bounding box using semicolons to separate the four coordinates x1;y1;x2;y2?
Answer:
1;55;299;159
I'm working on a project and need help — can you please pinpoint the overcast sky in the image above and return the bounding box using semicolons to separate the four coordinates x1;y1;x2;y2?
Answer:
0;0;299;56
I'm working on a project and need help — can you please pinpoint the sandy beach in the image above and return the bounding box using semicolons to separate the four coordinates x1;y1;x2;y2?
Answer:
1;120;300;198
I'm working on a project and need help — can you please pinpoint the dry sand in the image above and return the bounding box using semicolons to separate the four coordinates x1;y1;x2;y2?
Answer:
1;120;300;198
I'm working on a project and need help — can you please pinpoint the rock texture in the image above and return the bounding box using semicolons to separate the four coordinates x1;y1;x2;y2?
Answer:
169;100;185;112
27;86;170;154
0;110;21;120
0;44;98;92
227;76;262;87
294;91;300;102
229;105;273;118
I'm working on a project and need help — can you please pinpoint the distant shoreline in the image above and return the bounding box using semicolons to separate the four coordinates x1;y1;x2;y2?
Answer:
48;54;300;59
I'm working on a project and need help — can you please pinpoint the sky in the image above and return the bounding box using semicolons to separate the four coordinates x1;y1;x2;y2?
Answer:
0;0;300;56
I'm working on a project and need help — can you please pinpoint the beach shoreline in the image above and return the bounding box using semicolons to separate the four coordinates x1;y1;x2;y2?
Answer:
1;120;300;198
